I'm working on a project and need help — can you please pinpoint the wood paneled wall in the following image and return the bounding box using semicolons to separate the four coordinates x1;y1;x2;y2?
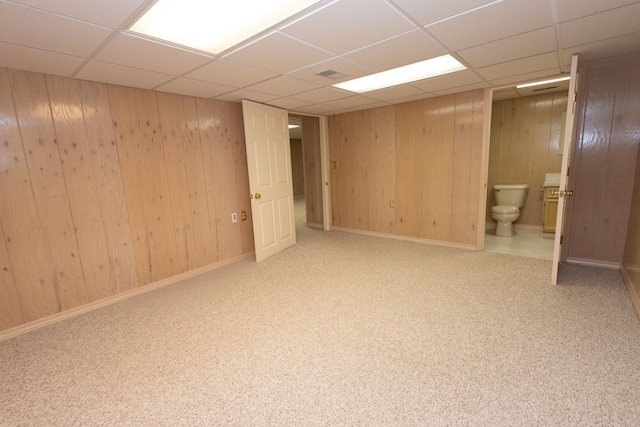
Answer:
302;117;323;226
328;90;486;247
564;60;640;265
488;92;567;226
0;68;253;332
290;139;305;197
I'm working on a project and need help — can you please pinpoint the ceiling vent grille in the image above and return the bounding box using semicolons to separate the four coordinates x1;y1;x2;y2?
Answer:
318;69;347;79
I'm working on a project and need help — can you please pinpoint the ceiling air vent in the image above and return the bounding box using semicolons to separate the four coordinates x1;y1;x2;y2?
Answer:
318;69;347;79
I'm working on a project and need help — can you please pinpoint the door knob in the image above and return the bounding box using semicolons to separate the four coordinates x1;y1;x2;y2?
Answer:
254;193;261;199
558;190;574;197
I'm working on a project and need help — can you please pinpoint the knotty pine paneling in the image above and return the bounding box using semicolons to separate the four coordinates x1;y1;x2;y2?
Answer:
329;89;485;247
487;91;566;226
0;68;253;333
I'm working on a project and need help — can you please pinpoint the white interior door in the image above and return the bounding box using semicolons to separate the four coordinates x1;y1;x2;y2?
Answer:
242;100;296;262
551;55;579;284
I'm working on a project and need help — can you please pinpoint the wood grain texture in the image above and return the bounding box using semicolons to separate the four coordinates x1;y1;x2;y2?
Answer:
46;75;113;303
329;90;485;246
77;80;138;294
0;218;24;329
0;69;58;322
10;69;88;311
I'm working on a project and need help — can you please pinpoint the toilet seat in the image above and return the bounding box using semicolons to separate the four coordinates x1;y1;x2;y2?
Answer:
491;205;519;214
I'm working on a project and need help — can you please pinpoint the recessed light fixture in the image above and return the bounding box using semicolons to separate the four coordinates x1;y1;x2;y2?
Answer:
333;55;466;94
129;0;321;55
288;124;300;129
516;77;570;89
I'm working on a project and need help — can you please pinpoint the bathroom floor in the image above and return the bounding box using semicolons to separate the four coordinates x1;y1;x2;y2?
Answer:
484;228;555;260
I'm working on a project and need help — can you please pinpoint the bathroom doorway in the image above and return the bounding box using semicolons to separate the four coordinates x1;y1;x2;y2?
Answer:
485;80;570;260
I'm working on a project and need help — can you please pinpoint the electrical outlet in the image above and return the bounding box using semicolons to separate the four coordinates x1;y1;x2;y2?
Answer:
241;211;247;221
231;213;238;223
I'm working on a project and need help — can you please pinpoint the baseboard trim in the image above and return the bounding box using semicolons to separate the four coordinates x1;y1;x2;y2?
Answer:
620;265;640;319
566;257;621;269
0;252;255;342
331;227;476;251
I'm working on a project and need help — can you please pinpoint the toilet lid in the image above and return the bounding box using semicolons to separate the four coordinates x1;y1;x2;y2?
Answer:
491;205;519;213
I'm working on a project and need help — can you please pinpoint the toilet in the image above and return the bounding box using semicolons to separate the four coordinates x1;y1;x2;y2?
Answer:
491;184;529;237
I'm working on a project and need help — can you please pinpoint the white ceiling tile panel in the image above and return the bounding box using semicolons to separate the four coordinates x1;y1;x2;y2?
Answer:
560;2;640;48
0;2;113;57
291;87;352;103
561;32;640;65
156;78;235;99
186;59;278;87
281;0;416;54
0;42;84;76
554;0;640;22
245;75;322;97
74;60;174;89
363;83;427;101
8;0;150;29
432;82;489;96
489;67;563;88
94;34;212;76
268;97;315;111
426;0;554;51
476;52;560;82
457;27;558;68
215;89;278;104
391;0;497;26
286;57;373;85
343;29;446;71
223;32;332;74
411;70;485;92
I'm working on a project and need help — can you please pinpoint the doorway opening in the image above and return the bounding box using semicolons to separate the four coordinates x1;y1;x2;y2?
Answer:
484;80;570;260
288;113;324;235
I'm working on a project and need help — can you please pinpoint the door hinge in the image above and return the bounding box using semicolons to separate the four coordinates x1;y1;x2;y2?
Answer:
560;235;563;245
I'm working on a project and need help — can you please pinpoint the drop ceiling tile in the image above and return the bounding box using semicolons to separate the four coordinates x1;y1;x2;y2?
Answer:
489;67;563;88
291;87;352;104
324;95;385;110
8;0;149;29
245;75;321;97
268;97;314;111
411;70;485;93
286;57;373;85
362;84;427;102
561;31;640;65
95;34;212;76
214;89;278;104
344;29;446;72
457;27;558;69
0;42;84;76
223;32;332;74
560;2;640;48
426;0;553;51
74;60;174;89
554;0;640;22
0;2;113;57
185;59;277;87
156;78;235;99
476;52;559;82
281;0;415;55
391;0;497;26
432;82;489;96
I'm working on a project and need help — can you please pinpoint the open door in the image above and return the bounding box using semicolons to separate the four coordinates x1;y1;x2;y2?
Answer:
242;100;296;262
551;55;578;284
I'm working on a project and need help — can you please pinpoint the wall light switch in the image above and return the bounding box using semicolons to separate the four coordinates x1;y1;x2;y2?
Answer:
231;213;238;223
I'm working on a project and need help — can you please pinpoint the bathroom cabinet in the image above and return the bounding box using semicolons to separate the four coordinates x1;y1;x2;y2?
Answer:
542;187;559;233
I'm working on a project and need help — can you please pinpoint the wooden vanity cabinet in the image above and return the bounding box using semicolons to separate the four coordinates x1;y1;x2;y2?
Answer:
542;187;559;233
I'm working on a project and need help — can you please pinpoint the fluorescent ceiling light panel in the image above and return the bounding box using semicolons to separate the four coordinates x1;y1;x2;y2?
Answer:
333;55;466;94
516;77;570;88
288;125;299;129
130;0;320;54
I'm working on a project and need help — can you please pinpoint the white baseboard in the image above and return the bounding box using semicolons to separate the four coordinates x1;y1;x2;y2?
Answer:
0;252;255;342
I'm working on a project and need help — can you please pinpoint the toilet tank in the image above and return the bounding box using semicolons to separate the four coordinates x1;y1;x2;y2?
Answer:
493;184;529;207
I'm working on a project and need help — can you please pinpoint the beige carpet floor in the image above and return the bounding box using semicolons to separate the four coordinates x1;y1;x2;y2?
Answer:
2;210;640;426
